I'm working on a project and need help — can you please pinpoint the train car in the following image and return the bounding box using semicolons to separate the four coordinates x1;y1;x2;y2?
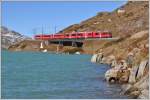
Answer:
34;34;44;40
34;34;52;40
70;33;77;39
76;32;87;38
42;35;52;40
34;31;112;40
64;33;71;39
101;32;112;38
93;32;112;38
53;34;64;39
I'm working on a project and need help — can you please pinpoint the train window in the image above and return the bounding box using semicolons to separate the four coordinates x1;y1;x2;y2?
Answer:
72;34;76;36
96;33;99;35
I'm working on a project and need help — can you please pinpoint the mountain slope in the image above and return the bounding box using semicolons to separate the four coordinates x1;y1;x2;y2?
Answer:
1;26;31;49
60;1;148;37
59;1;149;54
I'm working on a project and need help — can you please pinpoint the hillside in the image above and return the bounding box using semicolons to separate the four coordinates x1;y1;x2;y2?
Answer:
60;1;148;37
1;26;31;49
59;1;149;54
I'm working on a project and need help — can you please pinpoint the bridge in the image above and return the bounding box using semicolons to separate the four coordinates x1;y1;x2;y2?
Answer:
40;37;119;49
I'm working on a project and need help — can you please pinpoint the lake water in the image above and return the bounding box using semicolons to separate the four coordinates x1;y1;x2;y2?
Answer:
1;50;129;99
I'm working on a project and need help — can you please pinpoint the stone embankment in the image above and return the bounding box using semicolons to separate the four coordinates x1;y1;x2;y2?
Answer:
91;46;149;99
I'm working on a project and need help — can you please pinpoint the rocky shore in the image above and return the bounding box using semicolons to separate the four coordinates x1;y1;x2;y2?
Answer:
91;40;149;99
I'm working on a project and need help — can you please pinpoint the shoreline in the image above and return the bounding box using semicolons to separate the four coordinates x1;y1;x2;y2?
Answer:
91;50;149;99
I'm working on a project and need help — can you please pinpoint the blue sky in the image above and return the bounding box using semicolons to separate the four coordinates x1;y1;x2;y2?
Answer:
2;1;127;37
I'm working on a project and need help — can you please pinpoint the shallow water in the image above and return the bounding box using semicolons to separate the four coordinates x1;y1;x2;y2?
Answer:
1;50;129;99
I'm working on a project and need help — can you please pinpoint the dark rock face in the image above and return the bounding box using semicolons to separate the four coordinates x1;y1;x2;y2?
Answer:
1;26;31;49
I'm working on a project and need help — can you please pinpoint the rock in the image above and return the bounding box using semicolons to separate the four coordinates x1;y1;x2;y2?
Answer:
134;74;149;91
126;52;134;68
138;89;149;99
130;90;141;99
117;9;125;14
145;43;149;48
128;66;139;84
121;84;132;94
101;57;107;64
75;51;80;55
96;53;103;63
103;55;116;65
42;49;47;52
124;86;139;96
119;69;130;83
105;67;119;82
108;18;112;22
136;60;148;80
111;59;117;68
121;60;128;69
91;54;98;63
130;30;148;39
91;51;104;63
132;48;141;55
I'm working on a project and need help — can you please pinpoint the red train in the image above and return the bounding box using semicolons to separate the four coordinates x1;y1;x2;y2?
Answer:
34;32;112;40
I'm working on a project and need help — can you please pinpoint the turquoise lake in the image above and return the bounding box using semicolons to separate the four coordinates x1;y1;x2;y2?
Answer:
1;50;129;99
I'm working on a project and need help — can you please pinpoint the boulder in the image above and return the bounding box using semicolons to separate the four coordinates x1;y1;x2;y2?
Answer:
96;53;103;63
138;89;149;99
103;55;116;65
130;90;141;99
134;74;149;91
111;59;117;68
128;66;139;84
121;84;132;94
117;9;125;14
126;52;134;68
119;69;130;83
105;67;119;83
136;60;148;80
91;54;98;63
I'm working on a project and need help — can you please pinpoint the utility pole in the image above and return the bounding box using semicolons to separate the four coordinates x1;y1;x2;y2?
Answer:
41;26;44;40
42;26;44;34
33;28;36;39
54;26;57;34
